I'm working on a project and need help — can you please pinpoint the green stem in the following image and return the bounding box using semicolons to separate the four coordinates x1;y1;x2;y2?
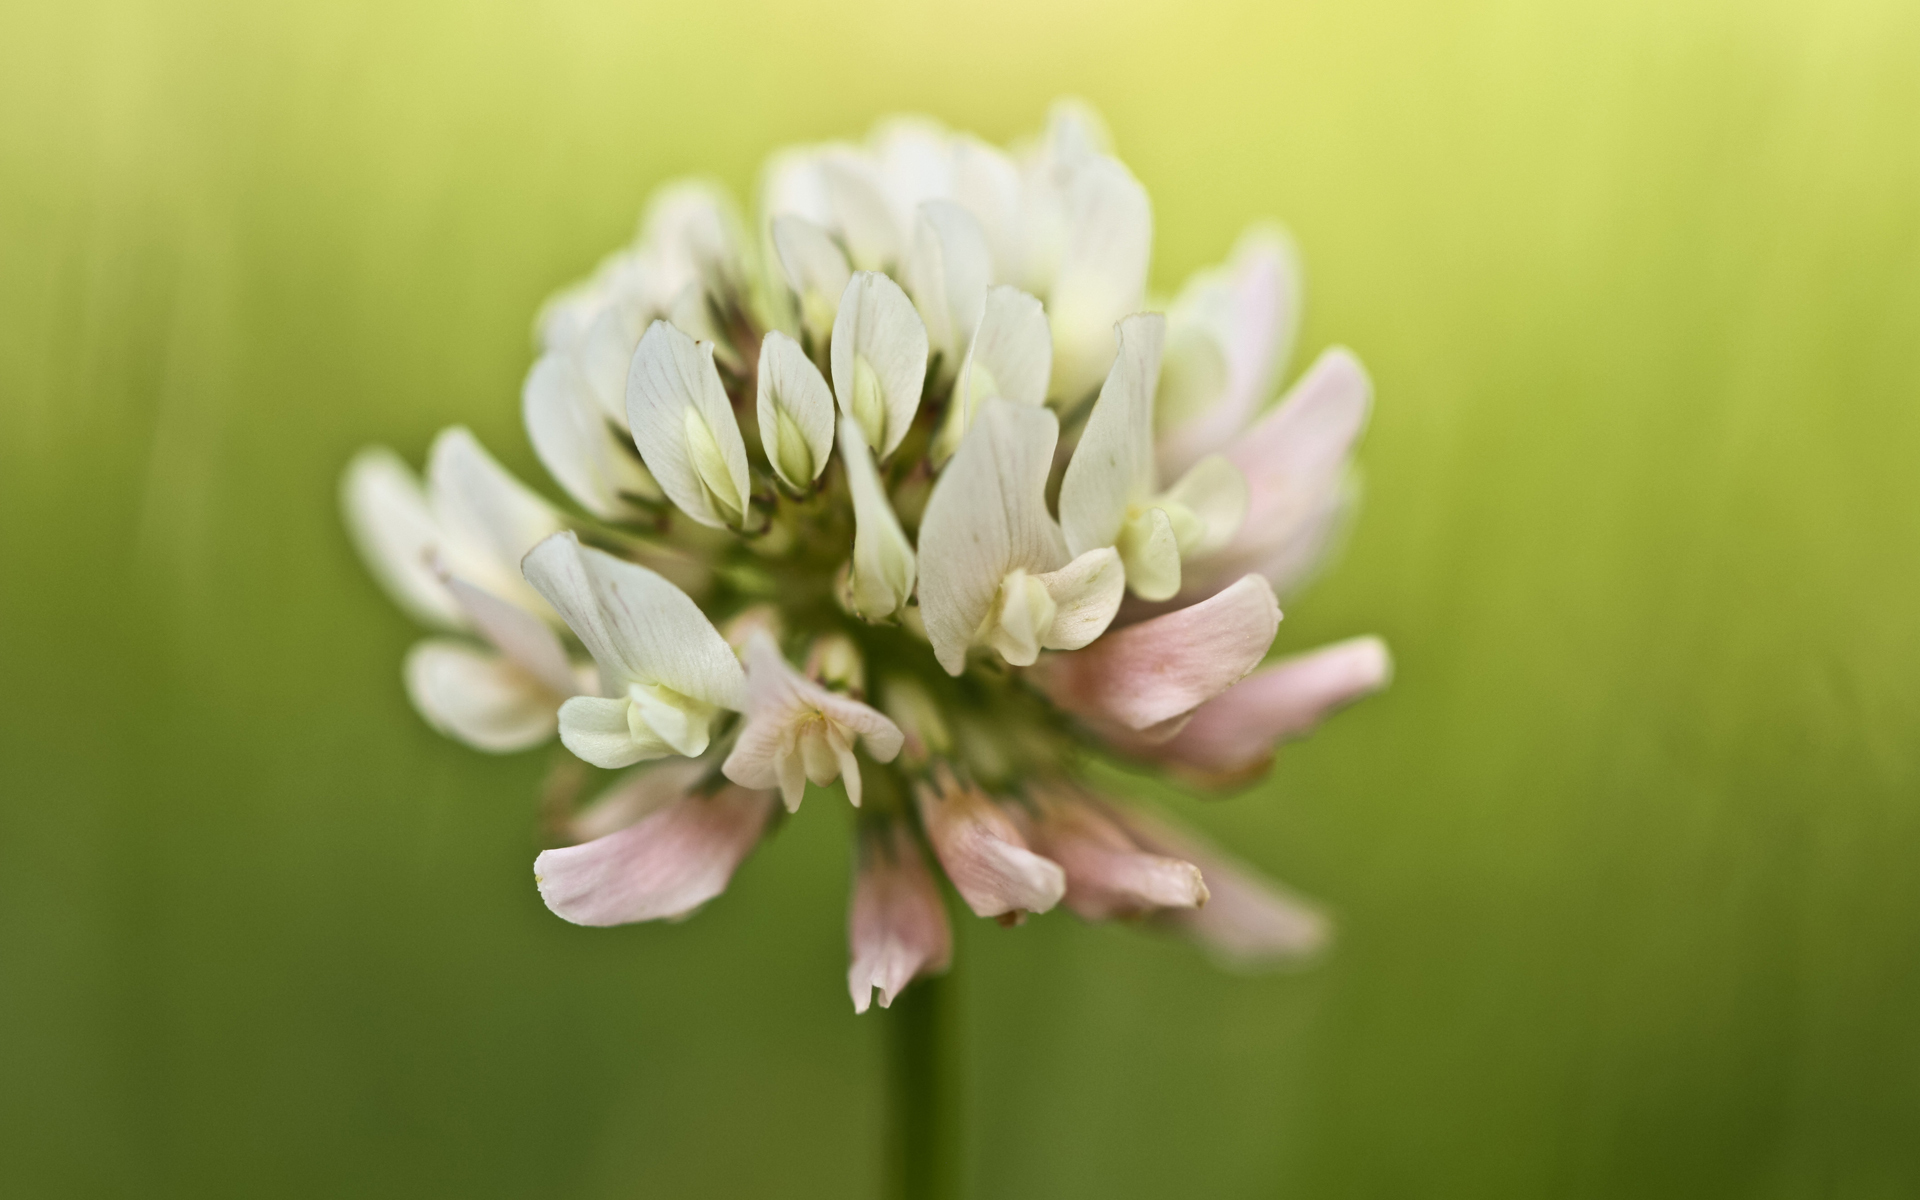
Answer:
886;971;957;1200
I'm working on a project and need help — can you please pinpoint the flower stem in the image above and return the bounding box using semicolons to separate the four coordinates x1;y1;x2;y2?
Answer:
886;971;958;1200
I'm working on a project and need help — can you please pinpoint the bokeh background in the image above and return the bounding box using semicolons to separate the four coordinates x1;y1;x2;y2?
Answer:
4;0;1919;1195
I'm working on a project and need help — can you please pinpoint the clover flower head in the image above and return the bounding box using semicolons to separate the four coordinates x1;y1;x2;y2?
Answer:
344;101;1392;1009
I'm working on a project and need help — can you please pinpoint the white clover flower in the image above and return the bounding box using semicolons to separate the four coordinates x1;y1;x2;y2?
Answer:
342;101;1392;1010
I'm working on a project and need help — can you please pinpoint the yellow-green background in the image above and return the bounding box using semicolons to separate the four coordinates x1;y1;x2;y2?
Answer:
4;0;1917;1195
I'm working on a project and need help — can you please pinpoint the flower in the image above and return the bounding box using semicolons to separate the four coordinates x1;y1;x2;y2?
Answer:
342;101;1390;1009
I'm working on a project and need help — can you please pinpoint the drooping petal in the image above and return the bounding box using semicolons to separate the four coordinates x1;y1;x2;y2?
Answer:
426;427;566;614
1060;313;1167;558
916;770;1065;921
1046;155;1152;404
771;213;853;340
830;272;929;458
934;284;1051;461
1189;347;1371;597
906;201;992;366
1031;574;1281;736
838;417;917;621
1156;227;1302;479
722;632;904;812
1144;636;1392;776
403;639;562;753
849;821;953;1014
917;399;1069;674
523;350;659;522
534;785;775;926
340;447;463;629
568;757;716;843
1025;790;1209;921
755;331;836;489
1112;806;1330;966
521;531;746;709
444;576;584;699
625;320;753;529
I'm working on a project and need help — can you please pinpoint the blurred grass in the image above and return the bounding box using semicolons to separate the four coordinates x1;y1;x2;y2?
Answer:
3;0;1919;1196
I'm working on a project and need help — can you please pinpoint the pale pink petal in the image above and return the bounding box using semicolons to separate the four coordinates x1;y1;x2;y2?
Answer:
722;632;903;810
848;823;953;1013
916;770;1065;920
1113;806;1330;967
568;758;715;843
1117;636;1392;778
1030;575;1280;736
533;786;774;926
1025;790;1208;921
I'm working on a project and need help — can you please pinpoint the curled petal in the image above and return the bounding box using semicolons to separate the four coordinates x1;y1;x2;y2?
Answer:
403;639;564;753
916;770;1065;920
755;331;836;488
839;418;917;622
1025;790;1208;921
848;822;953;1013
917;399;1069;674
341;447;463;629
830;272;930;457
625;320;753;529
907;201;992;365
534;786;775;926
1143;636;1392;777
1112;806;1331;967
521;531;745;708
1031;575;1280;736
722;631;904;811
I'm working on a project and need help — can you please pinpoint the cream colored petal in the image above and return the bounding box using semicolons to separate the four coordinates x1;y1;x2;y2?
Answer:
1034;547;1125;651
624;320;752;529
936;285;1051;461
444;576;580;698
426;428;565;611
1117;506;1182;602
917;399;1069;674
907;201;992;365
522;351;658;523
520;531;746;709
534;786;774;926
771;214;853;337
1060;313;1167;557
340;447;461;629
1160;454;1249;558
721;632;904;810
639;179;745;298
830;272;929;458
1046;155;1152;404
818;147;903;271
755;331;836;488
404;639;560;753
950;135;1025;283
556;695;657;768
838;417;916;621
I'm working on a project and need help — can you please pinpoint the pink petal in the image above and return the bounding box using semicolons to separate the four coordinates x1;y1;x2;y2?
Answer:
1030;575;1280;735
1115;636;1392;779
848;822;953;1013
723;633;903;809
915;769;1065;920
1112;806;1330;967
533;785;773;926
1025;790;1208;921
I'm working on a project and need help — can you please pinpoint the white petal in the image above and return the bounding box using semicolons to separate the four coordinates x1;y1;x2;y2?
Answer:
771;214;853;337
838;418;917;621
1156;226;1302;478
521;531;746;709
426;428;566;614
907;201;992;365
555;695;655;768
1160;454;1249;558
917;399;1069;674
625;320;752;529
936;285;1051;462
871;116;955;229
722;632;904;809
404;639;560;752
1047;156;1152;403
755;331;835;488
830;272;929;458
1117;506;1182;601
444;576;581;698
1060;313;1167;558
818;148;903;271
1035;547;1124;651
340;447;461;629
522;350;657;522
639;180;745;298
950;135;1025;283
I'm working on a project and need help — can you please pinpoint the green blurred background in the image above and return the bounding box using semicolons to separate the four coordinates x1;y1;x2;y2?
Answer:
4;0;1918;1195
